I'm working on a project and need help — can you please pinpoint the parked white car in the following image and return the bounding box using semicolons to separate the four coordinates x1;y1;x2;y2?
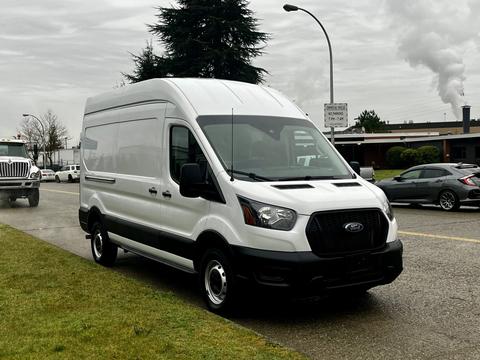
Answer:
55;164;80;182
40;169;55;182
79;78;403;314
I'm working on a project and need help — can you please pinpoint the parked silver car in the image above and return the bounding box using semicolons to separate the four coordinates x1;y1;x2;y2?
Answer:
40;169;55;182
376;163;480;211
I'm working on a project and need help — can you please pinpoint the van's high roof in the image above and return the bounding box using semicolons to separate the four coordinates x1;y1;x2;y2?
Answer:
84;78;306;120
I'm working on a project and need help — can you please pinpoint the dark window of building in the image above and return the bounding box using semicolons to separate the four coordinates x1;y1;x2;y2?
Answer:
475;146;480;158
451;146;466;159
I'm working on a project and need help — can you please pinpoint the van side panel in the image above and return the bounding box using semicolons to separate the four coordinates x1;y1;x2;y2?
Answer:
81;103;182;256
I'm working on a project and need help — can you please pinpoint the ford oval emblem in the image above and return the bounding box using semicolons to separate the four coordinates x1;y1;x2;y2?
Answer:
343;222;364;233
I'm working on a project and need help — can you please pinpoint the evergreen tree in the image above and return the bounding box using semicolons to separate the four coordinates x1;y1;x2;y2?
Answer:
354;110;386;133
123;41;171;83
124;0;269;84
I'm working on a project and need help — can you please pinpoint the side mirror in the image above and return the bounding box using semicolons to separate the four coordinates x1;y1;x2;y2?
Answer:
179;163;203;198
393;175;403;181
349;161;361;174
33;144;39;161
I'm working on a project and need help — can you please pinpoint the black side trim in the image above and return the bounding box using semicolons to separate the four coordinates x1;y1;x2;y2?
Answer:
79;207;89;232
104;215;195;259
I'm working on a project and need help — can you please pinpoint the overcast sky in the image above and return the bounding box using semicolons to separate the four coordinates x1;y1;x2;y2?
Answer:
1;0;480;145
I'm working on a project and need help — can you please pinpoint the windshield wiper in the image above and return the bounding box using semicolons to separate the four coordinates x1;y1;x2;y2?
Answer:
228;170;273;181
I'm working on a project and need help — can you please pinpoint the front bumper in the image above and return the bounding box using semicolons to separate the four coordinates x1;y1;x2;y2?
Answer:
0;179;40;198
231;239;403;294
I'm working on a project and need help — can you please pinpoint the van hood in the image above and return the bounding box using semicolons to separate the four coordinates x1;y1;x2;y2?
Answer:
232;178;386;216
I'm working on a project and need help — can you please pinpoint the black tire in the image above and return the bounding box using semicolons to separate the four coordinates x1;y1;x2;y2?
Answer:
438;190;460;211
28;189;39;207
55;176;60;183
90;221;117;266
68;174;73;183
199;248;239;314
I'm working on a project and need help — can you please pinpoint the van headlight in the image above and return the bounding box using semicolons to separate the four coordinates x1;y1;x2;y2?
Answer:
238;196;297;231
382;197;394;221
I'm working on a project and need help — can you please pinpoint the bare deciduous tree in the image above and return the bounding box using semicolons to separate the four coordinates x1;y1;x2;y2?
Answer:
19;110;69;167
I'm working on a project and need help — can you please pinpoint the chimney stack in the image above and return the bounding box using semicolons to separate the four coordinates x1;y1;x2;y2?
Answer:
462;105;471;134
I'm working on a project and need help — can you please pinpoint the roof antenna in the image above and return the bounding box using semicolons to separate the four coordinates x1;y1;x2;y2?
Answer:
230;108;234;182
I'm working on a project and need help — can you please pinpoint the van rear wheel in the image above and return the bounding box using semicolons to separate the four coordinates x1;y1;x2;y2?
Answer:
199;248;239;314
90;222;117;266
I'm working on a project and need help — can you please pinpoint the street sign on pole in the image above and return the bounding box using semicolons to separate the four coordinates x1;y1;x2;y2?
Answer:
324;103;348;128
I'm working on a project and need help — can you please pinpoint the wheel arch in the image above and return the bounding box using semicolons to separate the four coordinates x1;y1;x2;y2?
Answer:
87;206;104;233
194;230;233;272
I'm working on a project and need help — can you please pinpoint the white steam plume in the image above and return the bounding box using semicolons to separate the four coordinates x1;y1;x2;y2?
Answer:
386;0;479;119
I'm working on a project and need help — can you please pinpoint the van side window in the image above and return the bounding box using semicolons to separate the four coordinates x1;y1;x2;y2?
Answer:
170;126;224;203
170;126;208;183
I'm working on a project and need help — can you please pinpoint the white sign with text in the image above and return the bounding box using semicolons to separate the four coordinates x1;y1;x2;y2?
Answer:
324;103;348;128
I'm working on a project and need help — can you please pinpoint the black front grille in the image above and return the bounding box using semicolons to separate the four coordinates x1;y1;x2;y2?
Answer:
306;209;388;256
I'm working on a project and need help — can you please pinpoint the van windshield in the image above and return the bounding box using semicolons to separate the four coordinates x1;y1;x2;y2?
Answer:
197;115;352;181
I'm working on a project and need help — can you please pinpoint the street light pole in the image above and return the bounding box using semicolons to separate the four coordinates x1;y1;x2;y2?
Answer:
283;4;336;144
22;113;46;169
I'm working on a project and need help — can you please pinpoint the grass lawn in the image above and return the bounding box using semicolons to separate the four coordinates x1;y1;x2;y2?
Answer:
0;224;305;360
375;169;405;181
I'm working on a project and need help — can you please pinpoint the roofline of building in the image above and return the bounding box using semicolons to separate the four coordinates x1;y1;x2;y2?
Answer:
335;132;480;145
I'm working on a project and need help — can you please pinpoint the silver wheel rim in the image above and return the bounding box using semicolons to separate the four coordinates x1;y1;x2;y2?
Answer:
204;260;227;305
93;230;103;259
440;192;455;210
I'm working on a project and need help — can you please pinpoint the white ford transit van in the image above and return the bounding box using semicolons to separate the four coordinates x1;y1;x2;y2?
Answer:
79;78;402;313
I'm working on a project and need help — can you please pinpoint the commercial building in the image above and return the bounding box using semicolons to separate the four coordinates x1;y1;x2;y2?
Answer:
333;105;480;168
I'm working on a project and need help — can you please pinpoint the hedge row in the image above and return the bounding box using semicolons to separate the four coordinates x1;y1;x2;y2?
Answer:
386;145;440;168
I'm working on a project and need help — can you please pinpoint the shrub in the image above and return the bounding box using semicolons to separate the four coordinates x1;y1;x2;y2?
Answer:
417;145;440;164
386;146;407;168
400;148;420;167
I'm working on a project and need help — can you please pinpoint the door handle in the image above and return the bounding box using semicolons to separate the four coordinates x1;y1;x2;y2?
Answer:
162;191;172;198
149;187;158;195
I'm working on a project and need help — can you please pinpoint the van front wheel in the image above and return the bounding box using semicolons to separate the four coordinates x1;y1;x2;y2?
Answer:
90;222;117;266
199;248;238;314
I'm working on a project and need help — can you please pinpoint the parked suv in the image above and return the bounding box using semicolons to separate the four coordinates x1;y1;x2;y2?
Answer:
376;163;480;211
55;164;80;182
0;138;40;206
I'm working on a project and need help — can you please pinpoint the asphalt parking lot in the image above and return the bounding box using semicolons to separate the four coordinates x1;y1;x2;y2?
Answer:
1;182;479;359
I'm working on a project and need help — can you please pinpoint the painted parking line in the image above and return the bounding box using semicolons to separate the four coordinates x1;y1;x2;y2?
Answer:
41;188;79;196
399;230;480;244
